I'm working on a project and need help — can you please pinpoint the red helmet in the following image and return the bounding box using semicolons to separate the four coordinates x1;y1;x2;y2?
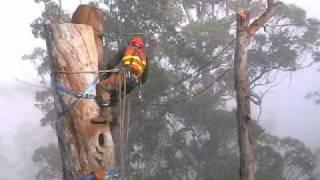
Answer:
131;36;144;48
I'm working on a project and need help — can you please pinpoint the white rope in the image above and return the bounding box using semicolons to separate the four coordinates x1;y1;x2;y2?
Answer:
54;69;121;74
104;23;306;36
125;95;131;178
122;68;127;179
119;68;129;179
119;70;124;179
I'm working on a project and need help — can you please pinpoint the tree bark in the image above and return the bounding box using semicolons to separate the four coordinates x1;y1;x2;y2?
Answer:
45;23;114;179
235;11;255;180
234;1;280;180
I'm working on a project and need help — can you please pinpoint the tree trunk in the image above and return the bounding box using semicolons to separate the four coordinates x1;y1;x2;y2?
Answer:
234;1;279;179
234;11;256;180
44;23;114;179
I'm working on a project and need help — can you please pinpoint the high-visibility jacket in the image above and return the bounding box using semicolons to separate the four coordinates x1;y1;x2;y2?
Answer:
121;45;147;78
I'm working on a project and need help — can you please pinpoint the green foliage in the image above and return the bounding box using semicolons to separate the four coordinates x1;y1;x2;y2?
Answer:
276;4;306;24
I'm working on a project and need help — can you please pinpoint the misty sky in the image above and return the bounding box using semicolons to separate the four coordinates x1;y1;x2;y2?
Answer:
0;0;319;178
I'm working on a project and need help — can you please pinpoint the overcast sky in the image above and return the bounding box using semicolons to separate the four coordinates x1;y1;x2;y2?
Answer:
0;0;319;178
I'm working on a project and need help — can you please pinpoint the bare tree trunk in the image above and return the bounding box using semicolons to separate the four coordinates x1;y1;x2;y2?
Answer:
235;10;255;180
45;23;114;179
234;1;280;180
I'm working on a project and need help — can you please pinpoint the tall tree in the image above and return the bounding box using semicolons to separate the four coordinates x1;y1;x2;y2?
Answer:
234;1;280;180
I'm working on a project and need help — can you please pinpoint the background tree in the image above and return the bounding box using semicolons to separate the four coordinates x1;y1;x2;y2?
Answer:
32;143;62;180
310;148;320;180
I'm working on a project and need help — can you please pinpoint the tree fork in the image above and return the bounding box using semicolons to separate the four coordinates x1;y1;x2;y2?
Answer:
234;1;280;180
44;23;114;179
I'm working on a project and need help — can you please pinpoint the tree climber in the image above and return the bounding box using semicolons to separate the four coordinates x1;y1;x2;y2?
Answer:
92;36;149;123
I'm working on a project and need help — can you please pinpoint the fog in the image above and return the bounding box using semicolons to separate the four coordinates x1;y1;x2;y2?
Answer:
0;0;319;179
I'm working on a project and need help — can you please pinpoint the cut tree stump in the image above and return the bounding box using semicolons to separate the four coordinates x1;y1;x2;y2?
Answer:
44;23;114;179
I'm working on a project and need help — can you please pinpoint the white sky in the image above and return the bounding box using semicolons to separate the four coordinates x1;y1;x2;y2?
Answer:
0;0;319;178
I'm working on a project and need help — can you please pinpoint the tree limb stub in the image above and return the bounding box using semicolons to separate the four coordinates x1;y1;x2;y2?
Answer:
44;23;114;179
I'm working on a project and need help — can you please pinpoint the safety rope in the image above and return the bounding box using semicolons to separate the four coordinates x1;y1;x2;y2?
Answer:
123;69;129;179
53;67;132;178
51;79;82;98
118;69;123;179
117;68;132;180
125;94;131;174
104;23;307;36
51;75;99;118
73;169;119;180
119;68;127;179
51;69;121;119
54;69;121;74
122;68;127;179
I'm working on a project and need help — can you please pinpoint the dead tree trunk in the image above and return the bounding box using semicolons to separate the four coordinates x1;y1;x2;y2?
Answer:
235;11;255;180
234;1;280;180
45;23;114;179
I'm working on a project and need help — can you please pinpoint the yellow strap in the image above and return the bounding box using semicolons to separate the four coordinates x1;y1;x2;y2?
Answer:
122;55;146;66
123;62;144;76
122;55;140;61
124;61;143;71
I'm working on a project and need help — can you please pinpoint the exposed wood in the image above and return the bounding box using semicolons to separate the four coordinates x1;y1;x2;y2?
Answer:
71;5;123;177
71;5;105;69
44;23;114;179
72;5;121;178
234;1;280;180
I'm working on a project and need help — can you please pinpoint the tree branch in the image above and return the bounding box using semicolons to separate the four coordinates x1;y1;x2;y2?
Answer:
248;0;282;36
182;3;194;23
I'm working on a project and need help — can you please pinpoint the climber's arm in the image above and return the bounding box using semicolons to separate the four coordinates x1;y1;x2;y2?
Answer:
106;48;126;69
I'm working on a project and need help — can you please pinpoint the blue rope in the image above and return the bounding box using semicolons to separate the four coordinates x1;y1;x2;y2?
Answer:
52;75;100;118
106;169;119;179
73;174;95;180
51;79;82;98
73;170;119;180
83;75;100;97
